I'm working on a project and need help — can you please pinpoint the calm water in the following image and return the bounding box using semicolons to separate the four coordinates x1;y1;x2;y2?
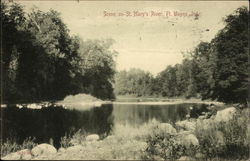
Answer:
1;103;209;148
112;103;209;126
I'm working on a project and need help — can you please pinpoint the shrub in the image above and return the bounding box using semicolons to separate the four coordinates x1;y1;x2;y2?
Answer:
219;108;250;158
69;129;87;145
195;108;250;159
142;125;185;160
60;135;73;148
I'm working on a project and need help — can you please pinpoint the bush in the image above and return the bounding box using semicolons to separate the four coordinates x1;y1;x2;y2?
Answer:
195;108;250;159
60;135;73;148
219;108;250;158
142;125;185;160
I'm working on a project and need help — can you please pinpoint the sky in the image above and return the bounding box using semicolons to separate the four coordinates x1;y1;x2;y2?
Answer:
17;0;249;75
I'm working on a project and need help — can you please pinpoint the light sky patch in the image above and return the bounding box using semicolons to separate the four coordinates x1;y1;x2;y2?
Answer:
17;1;249;75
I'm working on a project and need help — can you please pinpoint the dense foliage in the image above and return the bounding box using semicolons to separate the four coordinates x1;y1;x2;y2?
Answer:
115;6;249;104
1;3;117;103
114;68;154;96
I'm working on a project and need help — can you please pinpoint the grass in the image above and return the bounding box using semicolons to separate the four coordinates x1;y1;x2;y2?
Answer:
1;137;37;157
60;129;88;148
195;108;250;160
111;118;163;141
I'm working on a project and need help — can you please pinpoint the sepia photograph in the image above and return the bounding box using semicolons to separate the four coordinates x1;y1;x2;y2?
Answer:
1;0;249;160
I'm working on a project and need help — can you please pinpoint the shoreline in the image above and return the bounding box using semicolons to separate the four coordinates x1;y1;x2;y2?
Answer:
0;98;224;109
110;100;224;105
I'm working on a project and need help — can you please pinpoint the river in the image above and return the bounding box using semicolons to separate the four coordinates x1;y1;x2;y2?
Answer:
1;102;209;148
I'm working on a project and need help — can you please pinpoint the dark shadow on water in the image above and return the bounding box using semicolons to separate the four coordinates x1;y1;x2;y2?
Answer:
1;104;114;148
1;103;209;148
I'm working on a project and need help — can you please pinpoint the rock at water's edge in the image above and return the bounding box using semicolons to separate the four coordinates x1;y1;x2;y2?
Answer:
31;143;57;157
65;145;83;152
159;123;177;134
176;120;196;131
178;156;195;161
214;107;236;122
86;134;100;142
2;149;32;160
181;134;199;147
1;151;21;160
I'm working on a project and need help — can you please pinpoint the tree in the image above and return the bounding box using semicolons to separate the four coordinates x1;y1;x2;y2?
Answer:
157;66;178;97
1;3;28;101
114;68;154;96
1;3;117;103
75;39;117;100
209;7;249;103
14;7;80;101
183;6;249;103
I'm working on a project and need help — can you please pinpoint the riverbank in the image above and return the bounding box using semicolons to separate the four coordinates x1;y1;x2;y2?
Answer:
2;105;249;160
1;95;224;110
114;95;224;105
1;94;110;110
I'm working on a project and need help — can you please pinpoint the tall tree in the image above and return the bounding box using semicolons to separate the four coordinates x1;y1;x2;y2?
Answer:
1;3;28;101
209;7;249;103
76;39;117;99
114;69;154;96
2;3;117;103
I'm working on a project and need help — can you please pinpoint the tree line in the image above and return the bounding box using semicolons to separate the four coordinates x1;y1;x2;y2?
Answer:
1;3;117;103
114;6;249;104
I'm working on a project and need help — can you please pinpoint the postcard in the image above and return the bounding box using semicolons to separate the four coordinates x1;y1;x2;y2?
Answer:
1;0;249;160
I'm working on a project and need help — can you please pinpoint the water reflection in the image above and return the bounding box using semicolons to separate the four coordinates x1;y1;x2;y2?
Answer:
1;103;208;148
111;103;209;127
1;104;114;148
